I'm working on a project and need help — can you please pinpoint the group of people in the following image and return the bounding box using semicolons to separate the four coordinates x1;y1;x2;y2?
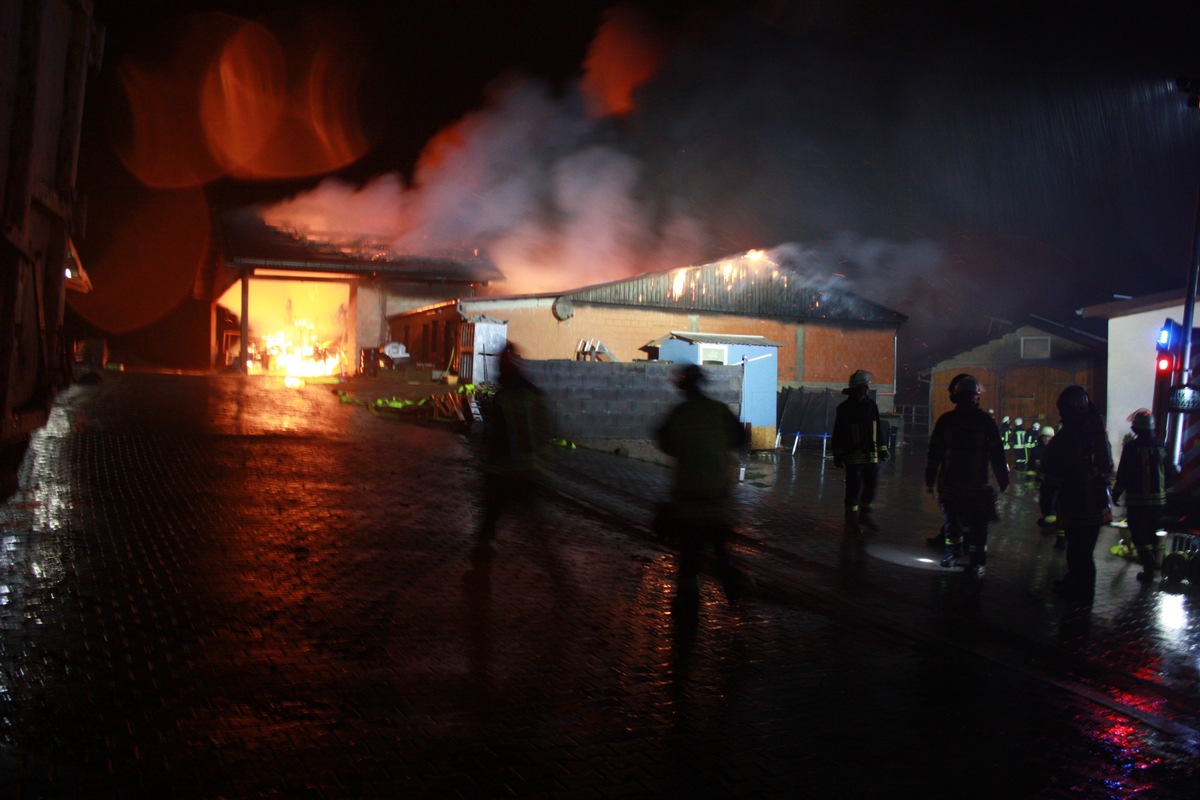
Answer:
921;371;1173;609
999;415;1054;474
475;345;1174;619
831;366;1173;609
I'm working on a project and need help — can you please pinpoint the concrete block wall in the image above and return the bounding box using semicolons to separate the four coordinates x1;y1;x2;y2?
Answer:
520;360;742;446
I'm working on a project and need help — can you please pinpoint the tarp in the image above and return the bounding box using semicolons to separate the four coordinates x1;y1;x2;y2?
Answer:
777;387;839;436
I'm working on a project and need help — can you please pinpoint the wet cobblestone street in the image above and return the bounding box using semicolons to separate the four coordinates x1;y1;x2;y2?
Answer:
1;371;1198;798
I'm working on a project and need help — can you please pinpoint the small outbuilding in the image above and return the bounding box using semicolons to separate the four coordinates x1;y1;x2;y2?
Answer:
926;319;1106;434
651;331;784;448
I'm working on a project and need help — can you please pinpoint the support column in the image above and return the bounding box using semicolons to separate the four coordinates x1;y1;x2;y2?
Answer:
239;271;250;372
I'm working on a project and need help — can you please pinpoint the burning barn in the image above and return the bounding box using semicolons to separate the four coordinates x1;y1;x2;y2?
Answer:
211;208;501;376
387;248;906;447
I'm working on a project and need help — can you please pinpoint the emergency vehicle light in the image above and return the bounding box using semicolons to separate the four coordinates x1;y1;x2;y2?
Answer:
1157;354;1174;373
1158;319;1183;352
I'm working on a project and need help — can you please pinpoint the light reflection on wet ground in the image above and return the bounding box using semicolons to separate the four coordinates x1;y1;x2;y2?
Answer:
0;372;1196;797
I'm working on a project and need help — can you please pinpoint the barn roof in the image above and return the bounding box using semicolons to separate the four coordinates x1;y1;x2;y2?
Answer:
647;331;786;348
558;250;906;324
215;208;503;284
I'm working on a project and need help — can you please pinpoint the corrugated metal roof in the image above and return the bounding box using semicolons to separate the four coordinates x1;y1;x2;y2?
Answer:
648;331;786;347
561;250;906;324
216;208;504;284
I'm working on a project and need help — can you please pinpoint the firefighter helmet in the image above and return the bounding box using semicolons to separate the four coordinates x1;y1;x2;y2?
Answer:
1014;417;1023;427
842;369;874;394
1056;385;1091;419
1129;409;1154;434
949;373;983;401
848;369;873;387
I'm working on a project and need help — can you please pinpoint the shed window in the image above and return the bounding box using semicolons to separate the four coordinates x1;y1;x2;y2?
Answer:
1021;337;1051;359
699;344;728;365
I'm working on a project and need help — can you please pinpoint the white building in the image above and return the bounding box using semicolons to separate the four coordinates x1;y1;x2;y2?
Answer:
1078;290;1193;458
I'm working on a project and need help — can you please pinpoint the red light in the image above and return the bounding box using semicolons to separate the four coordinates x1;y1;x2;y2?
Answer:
1157;355;1174;373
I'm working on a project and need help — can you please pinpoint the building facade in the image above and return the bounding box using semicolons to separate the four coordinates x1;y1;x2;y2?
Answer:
927;321;1106;434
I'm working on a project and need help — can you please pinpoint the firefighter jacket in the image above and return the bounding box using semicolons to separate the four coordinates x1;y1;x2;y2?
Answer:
1012;428;1030;452
483;381;551;479
831;394;888;466
1038;410;1113;527
658;391;747;524
925;404;1009;499
1113;433;1174;508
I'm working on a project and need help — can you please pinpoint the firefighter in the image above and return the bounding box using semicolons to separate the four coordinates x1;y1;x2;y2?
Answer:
1112;409;1175;584
999;416;1013;451
1025;419;1043;474
1038;386;1113;609
1028;422;1051;474
925;374;1010;576
832;369;889;530
1012;417;1029;472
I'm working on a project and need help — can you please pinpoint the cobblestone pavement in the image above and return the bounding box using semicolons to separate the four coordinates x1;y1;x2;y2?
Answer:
0;371;1197;798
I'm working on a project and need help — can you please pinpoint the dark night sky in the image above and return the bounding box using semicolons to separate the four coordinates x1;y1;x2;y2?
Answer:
73;0;1200;390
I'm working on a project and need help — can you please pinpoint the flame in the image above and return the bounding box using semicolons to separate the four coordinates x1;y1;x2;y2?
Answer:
670;268;688;299
247;322;343;379
218;279;349;379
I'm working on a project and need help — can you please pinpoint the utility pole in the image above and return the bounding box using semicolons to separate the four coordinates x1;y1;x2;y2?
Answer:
1170;77;1200;466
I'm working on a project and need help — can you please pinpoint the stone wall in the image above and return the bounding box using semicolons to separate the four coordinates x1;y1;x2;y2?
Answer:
520;360;743;451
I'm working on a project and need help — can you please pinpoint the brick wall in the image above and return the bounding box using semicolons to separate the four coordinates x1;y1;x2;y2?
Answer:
802;323;896;385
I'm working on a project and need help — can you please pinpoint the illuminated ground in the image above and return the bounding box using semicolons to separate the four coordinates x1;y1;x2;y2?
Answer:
1;371;1196;798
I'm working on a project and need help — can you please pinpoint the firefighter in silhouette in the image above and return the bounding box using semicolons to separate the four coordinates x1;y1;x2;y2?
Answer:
831;370;889;530
658;364;750;613
473;342;552;562
1111;409;1174;584
1038;385;1113;609
925;374;1010;576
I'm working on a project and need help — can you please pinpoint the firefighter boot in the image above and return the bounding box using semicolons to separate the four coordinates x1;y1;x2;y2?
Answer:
1136;546;1158;584
858;504;879;531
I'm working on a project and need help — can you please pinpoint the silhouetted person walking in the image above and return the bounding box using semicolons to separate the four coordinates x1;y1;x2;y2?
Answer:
473;342;551;562
831;369;889;529
657;364;749;615
925;374;1010;577
1038;385;1113;609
